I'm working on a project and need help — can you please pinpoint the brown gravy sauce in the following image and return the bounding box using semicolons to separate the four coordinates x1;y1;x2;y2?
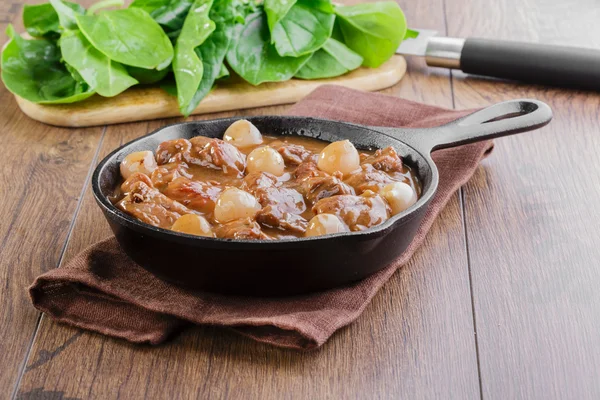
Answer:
113;135;421;239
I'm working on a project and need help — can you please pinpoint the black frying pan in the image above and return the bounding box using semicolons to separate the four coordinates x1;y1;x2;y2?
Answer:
92;99;552;296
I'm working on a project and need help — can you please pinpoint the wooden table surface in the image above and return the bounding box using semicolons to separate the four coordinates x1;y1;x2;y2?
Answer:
2;0;600;399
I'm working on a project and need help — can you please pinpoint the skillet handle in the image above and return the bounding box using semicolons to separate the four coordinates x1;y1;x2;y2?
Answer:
371;99;552;154
425;99;552;152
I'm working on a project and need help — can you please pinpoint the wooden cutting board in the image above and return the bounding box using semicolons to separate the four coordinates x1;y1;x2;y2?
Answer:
14;55;406;128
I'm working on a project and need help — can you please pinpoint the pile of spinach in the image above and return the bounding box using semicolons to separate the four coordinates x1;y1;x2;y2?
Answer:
2;0;408;116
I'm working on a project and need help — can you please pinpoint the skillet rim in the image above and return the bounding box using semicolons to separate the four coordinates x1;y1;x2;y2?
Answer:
91;116;439;246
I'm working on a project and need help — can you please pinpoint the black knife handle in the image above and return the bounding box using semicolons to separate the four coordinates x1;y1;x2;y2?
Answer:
460;38;600;90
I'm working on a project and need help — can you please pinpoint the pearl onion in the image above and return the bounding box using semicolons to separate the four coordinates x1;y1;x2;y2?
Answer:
171;214;214;237
317;140;360;176
246;146;285;176
214;188;261;223
380;182;417;215
305;214;348;237
120;151;157;180
223;119;263;148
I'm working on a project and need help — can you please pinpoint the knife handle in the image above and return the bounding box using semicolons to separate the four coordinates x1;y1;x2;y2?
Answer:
459;38;600;90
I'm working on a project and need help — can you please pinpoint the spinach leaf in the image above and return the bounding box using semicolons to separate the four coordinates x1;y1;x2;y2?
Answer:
76;8;174;70
335;1;406;68
216;64;229;80
49;0;85;30
126;66;169;84
167;29;182;41
129;0;193;31
263;0;296;33
160;80;178;96
307;0;335;14
1;25;94;103
23;4;60;37
404;28;419;39
65;63;87;84
60;29;138;97
25;1;85;37
264;0;333;33
226;10;310;86
295;37;362;79
235;0;257;19
270;0;335;57
87;0;125;15
185;0;242;116
173;0;215;115
330;17;344;41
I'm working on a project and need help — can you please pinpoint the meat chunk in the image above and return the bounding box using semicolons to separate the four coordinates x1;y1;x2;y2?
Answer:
344;164;397;193
312;192;390;231
255;187;306;213
361;146;403;172
276;143;313;166
202;138;246;176
121;172;153;193
256;206;308;233
116;181;193;228
155;139;191;165
242;172;306;214
215;218;271;240
294;161;328;180
241;171;278;192
242;171;307;231
189;135;212;149
163;177;222;214
290;161;353;204
298;176;355;205
185;138;246;177
150;162;192;190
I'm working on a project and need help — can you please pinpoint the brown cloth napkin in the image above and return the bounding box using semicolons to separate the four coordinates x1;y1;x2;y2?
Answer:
30;86;493;350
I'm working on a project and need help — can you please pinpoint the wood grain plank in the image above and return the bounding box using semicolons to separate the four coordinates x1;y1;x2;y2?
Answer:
0;1;105;396
0;97;104;398
14;1;481;399
446;0;600;398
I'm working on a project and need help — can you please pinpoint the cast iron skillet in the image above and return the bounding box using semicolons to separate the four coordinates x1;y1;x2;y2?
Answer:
92;99;552;296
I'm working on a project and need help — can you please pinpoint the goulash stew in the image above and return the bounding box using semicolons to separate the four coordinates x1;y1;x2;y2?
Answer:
112;120;421;240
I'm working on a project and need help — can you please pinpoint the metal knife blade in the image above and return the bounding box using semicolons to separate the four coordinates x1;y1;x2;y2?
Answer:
396;28;464;69
396;29;438;56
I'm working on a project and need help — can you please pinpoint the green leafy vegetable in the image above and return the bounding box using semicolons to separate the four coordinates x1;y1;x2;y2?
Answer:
60;29;137;97
173;0;215;115
330;17;344;41
270;0;334;57
160;80;178;96
2;0;411;116
130;0;193;31
25;1;84;37
49;0;85;30
226;10;310;86
1;25;94;103
404;28;419;39
76;8;174;70
127;66;170;84
263;0;295;33
295;37;362;79
23;4;60;37
86;0;125;15
186;0;243;116
216;64;229;80
166;28;182;40
335;1;406;68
